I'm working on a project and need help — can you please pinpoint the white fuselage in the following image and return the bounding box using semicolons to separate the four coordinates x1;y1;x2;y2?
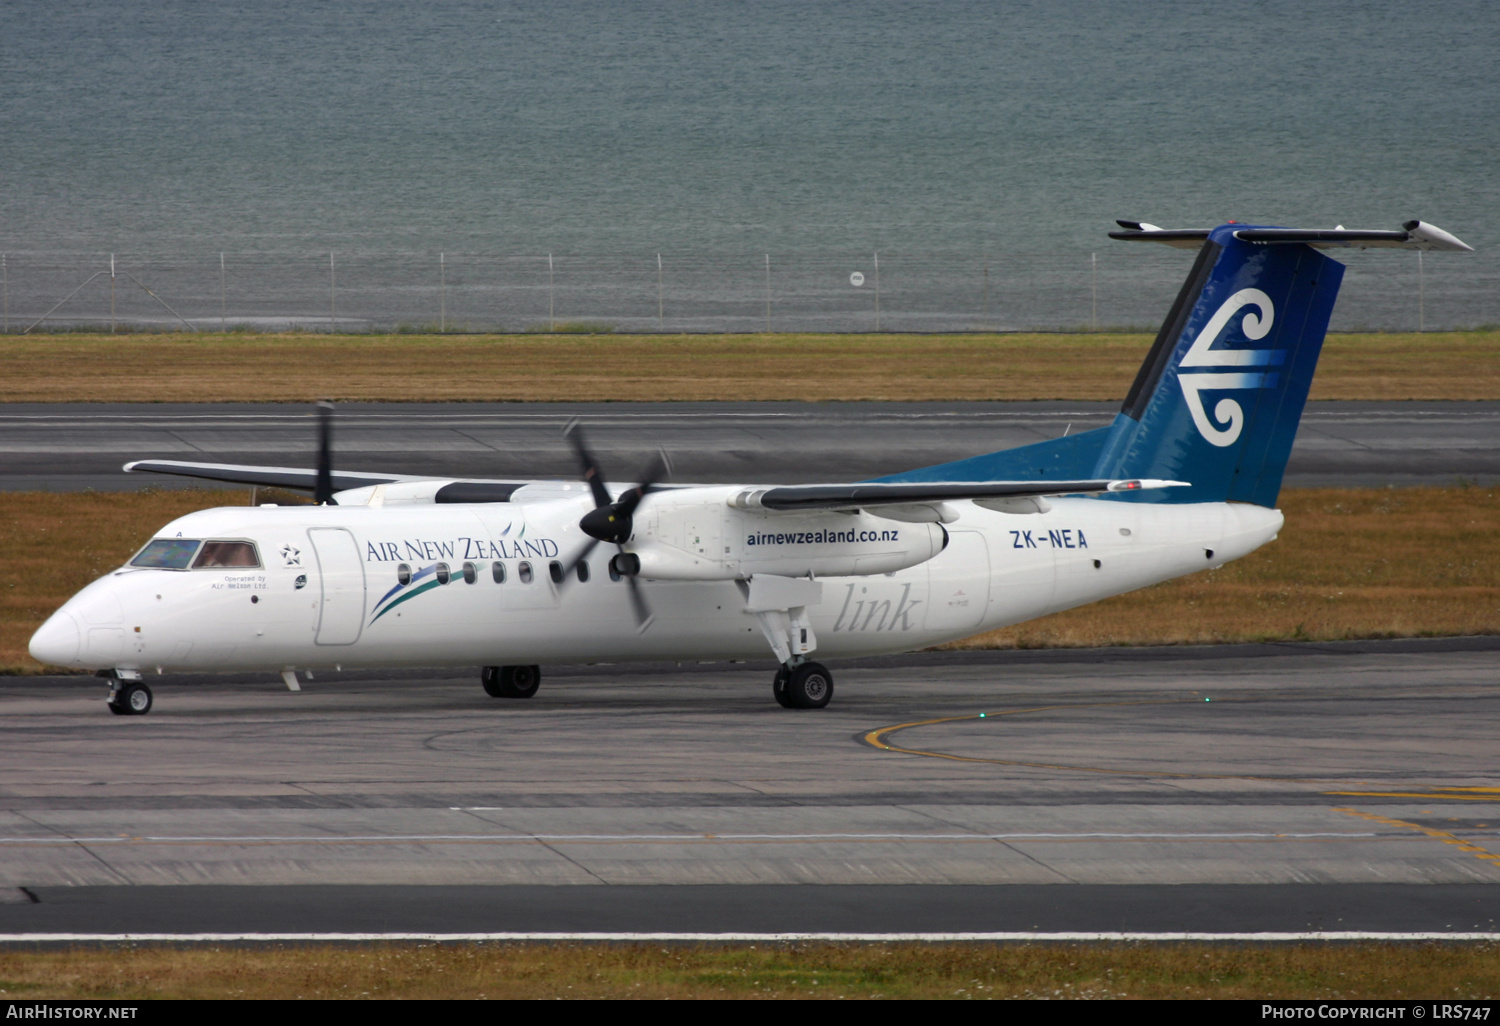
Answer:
31;492;1282;674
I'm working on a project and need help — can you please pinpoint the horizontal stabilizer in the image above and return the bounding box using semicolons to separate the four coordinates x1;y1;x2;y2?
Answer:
729;478;1186;514
1111;219;1472;252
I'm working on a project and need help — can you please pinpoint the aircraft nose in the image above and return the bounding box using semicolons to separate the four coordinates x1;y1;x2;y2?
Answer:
29;611;81;667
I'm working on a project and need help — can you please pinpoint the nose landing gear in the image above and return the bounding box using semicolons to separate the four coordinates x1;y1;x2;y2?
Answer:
105;676;153;716
481;664;542;699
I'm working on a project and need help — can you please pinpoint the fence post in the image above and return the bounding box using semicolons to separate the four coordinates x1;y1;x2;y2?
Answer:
983;257;989;323
1091;252;1098;330
2;253;7;335
873;252;880;332
110;254;116;334
1418;251;1425;332
329;252;336;333
220;253;226;332
657;253;663;330
548;252;555;331
764;254;771;332
440;252;446;333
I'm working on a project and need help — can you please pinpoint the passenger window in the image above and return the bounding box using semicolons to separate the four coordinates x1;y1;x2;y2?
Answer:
576;560;590;583
193;541;261;568
462;562;477;585
435;562;451;585
492;561;507;584
548;560;564;584
397;563;412;586
130;539;201;570
517;561;533;584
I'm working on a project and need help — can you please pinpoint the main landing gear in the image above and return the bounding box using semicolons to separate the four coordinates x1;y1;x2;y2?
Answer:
103;672;153;716
773;660;834;710
482;664;541;699
743;575;836;710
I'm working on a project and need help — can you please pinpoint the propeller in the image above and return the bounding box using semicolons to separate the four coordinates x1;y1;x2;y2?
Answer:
313;400;338;505
560;420;669;629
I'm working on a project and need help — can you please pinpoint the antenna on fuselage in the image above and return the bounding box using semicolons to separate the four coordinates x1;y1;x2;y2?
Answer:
314;400;337;506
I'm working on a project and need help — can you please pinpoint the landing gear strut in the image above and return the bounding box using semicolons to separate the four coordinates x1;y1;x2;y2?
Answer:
482;665;541;699
772;660;833;710
744;575;834;710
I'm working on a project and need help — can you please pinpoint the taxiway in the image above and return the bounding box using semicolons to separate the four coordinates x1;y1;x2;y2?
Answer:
3;638;1497;934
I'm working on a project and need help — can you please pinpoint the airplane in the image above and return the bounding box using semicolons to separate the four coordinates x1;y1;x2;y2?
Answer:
27;219;1473;715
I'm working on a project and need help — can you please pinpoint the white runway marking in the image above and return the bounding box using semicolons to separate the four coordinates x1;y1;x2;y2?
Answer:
2;932;1498;943
0;831;1389;845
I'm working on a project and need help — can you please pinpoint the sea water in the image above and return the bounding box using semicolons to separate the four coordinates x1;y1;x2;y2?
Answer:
1;0;1496;331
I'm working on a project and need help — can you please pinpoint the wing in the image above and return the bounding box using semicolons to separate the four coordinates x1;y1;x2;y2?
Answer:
123;459;531;503
123;459;408;492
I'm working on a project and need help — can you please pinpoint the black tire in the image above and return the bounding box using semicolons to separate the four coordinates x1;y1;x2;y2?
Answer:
785;662;833;709
481;666;504;698
114;682;153;716
772;665;793;708
497;664;541;699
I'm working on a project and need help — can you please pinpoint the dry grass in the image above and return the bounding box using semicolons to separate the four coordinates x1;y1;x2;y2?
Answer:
0;329;1495;402
957;486;1500;650
0;941;1495;999
3;486;1494;674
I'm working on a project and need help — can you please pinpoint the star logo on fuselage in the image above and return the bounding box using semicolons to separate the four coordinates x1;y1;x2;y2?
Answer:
281;545;302;567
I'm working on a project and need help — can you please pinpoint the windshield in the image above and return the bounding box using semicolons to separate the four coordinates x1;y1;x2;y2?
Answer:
193;541;261;568
130;539;202;569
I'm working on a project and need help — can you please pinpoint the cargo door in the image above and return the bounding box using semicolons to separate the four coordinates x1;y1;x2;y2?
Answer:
308;527;366;645
923;531;990;632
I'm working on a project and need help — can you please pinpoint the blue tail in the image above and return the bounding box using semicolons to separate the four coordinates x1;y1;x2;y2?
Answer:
883;223;1346;508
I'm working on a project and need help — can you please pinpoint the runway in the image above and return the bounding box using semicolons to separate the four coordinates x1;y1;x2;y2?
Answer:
0;400;1494;492
3;638;1498;934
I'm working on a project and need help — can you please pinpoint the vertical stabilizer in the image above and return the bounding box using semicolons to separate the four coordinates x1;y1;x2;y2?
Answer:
1091;226;1343;506
879;219;1468;506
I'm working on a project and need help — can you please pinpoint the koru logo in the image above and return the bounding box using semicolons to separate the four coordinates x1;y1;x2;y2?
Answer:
1177;288;1284;447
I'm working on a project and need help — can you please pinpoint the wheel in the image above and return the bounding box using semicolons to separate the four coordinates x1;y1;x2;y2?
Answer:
496;664;541;699
110;682;153;716
481;666;504;697
772;665;793;708
785;662;833;710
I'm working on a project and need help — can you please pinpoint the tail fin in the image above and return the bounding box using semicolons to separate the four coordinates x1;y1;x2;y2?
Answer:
1090;225;1343;506
884;219;1470;508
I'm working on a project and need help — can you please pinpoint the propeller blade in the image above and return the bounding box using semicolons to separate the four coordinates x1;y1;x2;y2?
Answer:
563;419;612;509
623;570;653;632
556;536;601;590
614;450;670;518
314;400;337;506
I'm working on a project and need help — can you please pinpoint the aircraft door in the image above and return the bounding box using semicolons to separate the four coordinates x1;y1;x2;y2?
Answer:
308;527;366;645
923;530;990;632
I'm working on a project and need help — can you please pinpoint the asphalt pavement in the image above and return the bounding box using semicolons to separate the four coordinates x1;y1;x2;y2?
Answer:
0;400;1493;491
3;638;1498;935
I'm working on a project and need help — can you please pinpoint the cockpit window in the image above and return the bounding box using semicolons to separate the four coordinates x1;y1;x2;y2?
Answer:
130;539;202;570
193;541;261;568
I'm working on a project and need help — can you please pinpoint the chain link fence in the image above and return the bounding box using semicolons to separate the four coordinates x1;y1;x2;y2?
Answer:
2;248;1494;335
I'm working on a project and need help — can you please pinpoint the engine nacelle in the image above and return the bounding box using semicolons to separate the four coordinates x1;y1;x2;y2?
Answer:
622;487;948;581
